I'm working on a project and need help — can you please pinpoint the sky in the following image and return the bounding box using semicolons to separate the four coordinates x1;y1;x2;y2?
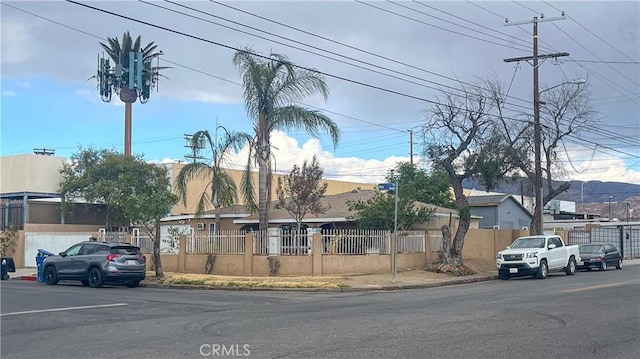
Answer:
1;0;639;186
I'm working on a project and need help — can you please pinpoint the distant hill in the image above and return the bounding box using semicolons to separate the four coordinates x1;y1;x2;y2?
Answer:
462;177;640;204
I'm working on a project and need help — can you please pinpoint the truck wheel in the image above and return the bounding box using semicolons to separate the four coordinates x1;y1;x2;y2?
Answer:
599;259;607;272
536;260;548;279
565;257;576;275
498;270;510;280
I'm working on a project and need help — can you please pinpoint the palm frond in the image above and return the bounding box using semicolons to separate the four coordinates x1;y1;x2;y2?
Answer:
240;156;258;213
272;105;341;147
174;162;213;205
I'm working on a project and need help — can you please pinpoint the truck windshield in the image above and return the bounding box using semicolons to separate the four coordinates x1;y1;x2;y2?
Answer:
510;237;545;249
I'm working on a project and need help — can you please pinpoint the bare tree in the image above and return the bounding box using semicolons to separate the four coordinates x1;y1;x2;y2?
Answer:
276;156;329;241
488;77;597;234
423;80;516;267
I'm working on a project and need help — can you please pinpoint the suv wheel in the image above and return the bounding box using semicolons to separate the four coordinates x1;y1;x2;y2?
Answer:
44;266;59;285
87;268;104;288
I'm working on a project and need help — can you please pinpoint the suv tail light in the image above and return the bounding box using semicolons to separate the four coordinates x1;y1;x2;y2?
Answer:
141;254;146;262
107;253;122;262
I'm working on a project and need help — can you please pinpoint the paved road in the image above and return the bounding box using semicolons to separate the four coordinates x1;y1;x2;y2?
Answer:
2;267;639;359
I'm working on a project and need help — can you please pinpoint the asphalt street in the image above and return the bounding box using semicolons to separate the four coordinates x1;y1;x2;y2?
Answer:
1;266;639;359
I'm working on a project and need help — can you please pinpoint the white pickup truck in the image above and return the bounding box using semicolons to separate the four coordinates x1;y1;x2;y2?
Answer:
496;235;580;280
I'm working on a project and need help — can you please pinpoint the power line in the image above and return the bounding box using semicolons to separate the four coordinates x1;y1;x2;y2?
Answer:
541;0;639;63
476;0;639;104
209;0;533;107
1;2;413;135
570;59;639;64
157;0;536;112
510;1;639;94
64;0;543;124
6;2;635;170
411;0;556;53
146;0;536;112
388;0;548;53
355;0;534;53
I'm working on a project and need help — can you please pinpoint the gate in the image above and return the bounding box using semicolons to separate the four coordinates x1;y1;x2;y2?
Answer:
567;226;640;258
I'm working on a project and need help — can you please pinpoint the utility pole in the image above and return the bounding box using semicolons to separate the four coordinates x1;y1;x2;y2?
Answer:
408;129;414;165
504;12;568;235
184;134;205;163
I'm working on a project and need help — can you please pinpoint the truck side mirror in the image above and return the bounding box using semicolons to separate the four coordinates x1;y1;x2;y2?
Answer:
548;244;557;250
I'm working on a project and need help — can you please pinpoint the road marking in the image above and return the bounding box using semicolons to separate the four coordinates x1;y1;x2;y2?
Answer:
561;280;639;293
0;303;128;317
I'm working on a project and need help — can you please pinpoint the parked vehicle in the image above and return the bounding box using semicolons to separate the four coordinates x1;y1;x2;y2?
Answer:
577;244;623;271
496;235;580;280
43;241;146;288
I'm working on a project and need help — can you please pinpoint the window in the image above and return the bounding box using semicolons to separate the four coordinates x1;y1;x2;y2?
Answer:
110;246;141;255
552;237;563;248
79;244;99;255
64;244;83;256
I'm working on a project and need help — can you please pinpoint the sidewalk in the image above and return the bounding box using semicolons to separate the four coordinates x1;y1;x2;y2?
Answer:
7;259;639;291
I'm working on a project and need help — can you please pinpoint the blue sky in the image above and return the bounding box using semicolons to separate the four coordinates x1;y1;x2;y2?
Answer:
1;1;639;185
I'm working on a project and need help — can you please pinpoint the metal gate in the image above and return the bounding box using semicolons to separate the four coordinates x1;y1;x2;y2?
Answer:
567;227;640;258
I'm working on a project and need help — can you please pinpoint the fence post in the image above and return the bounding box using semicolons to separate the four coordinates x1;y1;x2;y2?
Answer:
244;233;253;276
312;232;322;276
178;235;187;273
424;230;429;264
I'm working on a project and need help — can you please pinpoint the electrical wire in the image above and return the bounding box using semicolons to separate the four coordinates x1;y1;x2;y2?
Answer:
541;0;639;63
356;0;534;53
4;2;636;177
209;0;534;106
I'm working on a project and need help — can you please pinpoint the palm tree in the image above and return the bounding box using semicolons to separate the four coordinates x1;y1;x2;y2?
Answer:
175;127;252;233
99;31;167;156
233;47;341;231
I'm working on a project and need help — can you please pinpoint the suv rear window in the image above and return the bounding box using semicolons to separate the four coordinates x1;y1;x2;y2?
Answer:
110;246;141;255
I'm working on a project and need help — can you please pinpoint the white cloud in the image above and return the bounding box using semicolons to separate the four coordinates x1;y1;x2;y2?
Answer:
2;90;16;97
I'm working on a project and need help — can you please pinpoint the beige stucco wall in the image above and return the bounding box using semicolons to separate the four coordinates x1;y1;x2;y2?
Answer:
165;162;375;215
0;154;66;194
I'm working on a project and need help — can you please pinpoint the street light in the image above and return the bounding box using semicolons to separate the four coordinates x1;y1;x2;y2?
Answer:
532;79;587;234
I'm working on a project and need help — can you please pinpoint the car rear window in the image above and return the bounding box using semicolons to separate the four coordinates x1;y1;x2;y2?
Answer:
110;246;141;255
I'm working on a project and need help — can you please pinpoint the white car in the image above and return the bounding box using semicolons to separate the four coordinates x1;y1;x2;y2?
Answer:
496;235;580;280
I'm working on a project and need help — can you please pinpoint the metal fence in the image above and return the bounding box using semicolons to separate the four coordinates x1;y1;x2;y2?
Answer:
119;228;427;256
321;229;390;255
187;231;246;255
396;231;426;253
1;203;24;230
567;227;640;258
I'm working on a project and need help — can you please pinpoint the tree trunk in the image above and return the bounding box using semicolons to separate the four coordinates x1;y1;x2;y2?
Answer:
153;222;164;278
257;111;270;231
441;225;452;264
258;158;269;231
441;171;471;267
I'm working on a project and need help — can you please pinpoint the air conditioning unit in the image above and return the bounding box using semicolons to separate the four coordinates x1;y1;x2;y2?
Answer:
196;223;205;231
493;225;500;229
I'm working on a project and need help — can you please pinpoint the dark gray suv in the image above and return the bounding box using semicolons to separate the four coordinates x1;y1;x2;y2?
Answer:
43;241;146;288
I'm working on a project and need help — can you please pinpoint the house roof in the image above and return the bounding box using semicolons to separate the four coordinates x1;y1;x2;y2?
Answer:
467;194;511;207
468;194;533;218
233;189;466;224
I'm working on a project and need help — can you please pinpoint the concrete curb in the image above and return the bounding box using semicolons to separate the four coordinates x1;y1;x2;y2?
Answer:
140;275;499;292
